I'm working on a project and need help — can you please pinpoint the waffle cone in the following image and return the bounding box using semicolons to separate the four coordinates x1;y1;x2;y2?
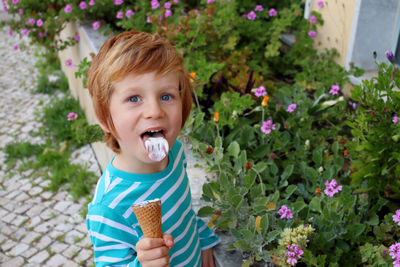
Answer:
132;199;162;238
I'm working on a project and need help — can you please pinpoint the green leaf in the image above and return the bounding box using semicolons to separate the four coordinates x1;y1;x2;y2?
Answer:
197;206;214;217
266;230;280;243
254;162;267;173
309;197;322;213
367;213;379;226
284;185;297;199
193;112;205;130
280;164;294;181
227;141;240;158
260;214;269;234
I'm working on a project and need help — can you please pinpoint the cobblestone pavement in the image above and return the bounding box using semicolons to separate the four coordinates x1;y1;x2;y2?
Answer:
0;24;213;266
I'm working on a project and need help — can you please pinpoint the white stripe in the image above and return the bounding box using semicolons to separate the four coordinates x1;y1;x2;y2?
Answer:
92;176;102;204
200;239;221;250
197;223;207;233
88;230;136;250
161;166;185;202
104;170;110;193
122;146;184;218
95;254;133;263
162;183;189;223
94;244;130;251
105;177;122;194
87;215;138;237
174;234;201;267
170;223;197;261
193;248;201;267
174;214;195;243
165;203;192;234
109;182;141;209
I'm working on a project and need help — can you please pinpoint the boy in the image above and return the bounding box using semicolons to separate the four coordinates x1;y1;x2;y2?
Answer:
86;30;220;267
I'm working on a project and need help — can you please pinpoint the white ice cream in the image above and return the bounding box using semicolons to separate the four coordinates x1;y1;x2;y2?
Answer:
145;137;169;162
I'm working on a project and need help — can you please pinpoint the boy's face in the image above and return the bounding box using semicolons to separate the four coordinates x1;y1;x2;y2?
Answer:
104;71;182;173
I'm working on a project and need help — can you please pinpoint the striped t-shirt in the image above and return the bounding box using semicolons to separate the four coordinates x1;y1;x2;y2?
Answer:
86;139;220;266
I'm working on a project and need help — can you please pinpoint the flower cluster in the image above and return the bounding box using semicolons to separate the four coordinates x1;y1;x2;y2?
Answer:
393;209;400;226
247;5;276;21
254;85;266;97
67;112;78;121
389;242;400;266
284;244;304;266
261;120;276;135
394;115;399;124
65;58;74;68
279;225;315;248
287;104;297;113
329;84;340;95
324;179;342;197
278;205;293;219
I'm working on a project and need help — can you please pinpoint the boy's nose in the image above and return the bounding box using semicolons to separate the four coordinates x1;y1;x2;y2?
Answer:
144;99;164;119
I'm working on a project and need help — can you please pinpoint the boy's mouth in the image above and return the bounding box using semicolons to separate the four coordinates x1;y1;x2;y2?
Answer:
140;128;166;142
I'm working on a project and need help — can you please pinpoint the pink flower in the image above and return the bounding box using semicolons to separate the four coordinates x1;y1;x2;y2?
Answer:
174;0;179;3
255;5;264;12
261;120;276;135
393;210;400;226
114;0;123;5
67;112;78;121
28;18;35;25
324;179;342;197
89;0;95;5
389;242;400;260
164;9;172;18
79;1;87;9
247;11;256;20
207;0;215;4
147;16;151;23
65;58;74;68
309;15;317;23
278;205;293;219
18;8;23;14
13;45;18;51
8;30;13;36
308;30;317;39
317;0;324;8
22;28;29;36
393;115;398;124
284;244;304;266
151;0;160;9
287;104;297;113
164;1;171;9
329;84;340;95
64;4;72;13
254;86;266;97
116;11;123;19
268;8;277;16
12;0;18;4
36;19;43;27
92;21;100;30
125;9;134;18
75;34;80;41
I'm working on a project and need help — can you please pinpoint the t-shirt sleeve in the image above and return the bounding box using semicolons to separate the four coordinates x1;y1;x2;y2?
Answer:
86;204;142;266
196;216;220;250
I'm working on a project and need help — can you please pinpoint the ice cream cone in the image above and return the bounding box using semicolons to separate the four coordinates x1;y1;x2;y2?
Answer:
132;199;162;238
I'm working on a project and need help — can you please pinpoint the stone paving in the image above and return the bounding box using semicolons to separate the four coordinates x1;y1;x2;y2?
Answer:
0;24;216;266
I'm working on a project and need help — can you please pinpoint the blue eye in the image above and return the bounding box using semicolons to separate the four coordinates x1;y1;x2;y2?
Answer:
129;96;140;102
161;94;171;101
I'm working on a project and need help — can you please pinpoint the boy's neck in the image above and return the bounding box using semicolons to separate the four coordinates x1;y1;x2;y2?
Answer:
113;153;169;174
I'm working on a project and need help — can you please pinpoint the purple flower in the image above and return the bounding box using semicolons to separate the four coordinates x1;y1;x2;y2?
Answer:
385;51;395;63
317;0;324;8
164;9;172;18
22;28;29;36
393;115;399;124
261;120;276;135
12;0;18;4
13;45;19;51
64;4;72;13
174;0;179;3
207;0;215;4
125;9;134;18
116;11;123;19
67;112;78;121
79;1;87;9
65;59;74;68
287;104;297;113
164;1;171;9
114;0;123;5
92;21;100;30
308;30;317;39
36;19;43;27
147;16;151;23
389;242;400;260
278;205;293;219
309;15;317;23
329;84;340;95
18;8;23;14
393;210;400;226
75;34;80;41
151;0;160;9
28;18;35;25
247;11;256;20
254;86;266;97
8;30;13;36
268;8;277;16
324;179;342;197
89;0;95;5
284;244;304;266
255;5;264;12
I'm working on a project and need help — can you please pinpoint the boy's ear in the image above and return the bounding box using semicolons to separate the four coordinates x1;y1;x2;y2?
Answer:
98;119;111;133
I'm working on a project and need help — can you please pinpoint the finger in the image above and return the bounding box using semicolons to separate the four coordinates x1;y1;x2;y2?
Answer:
138;245;170;262
163;233;174;247
143;256;170;267
137;237;166;250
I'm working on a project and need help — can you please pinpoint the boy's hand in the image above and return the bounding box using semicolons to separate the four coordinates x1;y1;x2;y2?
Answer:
201;248;215;267
136;233;174;267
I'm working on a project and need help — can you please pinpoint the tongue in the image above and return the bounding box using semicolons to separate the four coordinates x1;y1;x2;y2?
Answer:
145;137;169;162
